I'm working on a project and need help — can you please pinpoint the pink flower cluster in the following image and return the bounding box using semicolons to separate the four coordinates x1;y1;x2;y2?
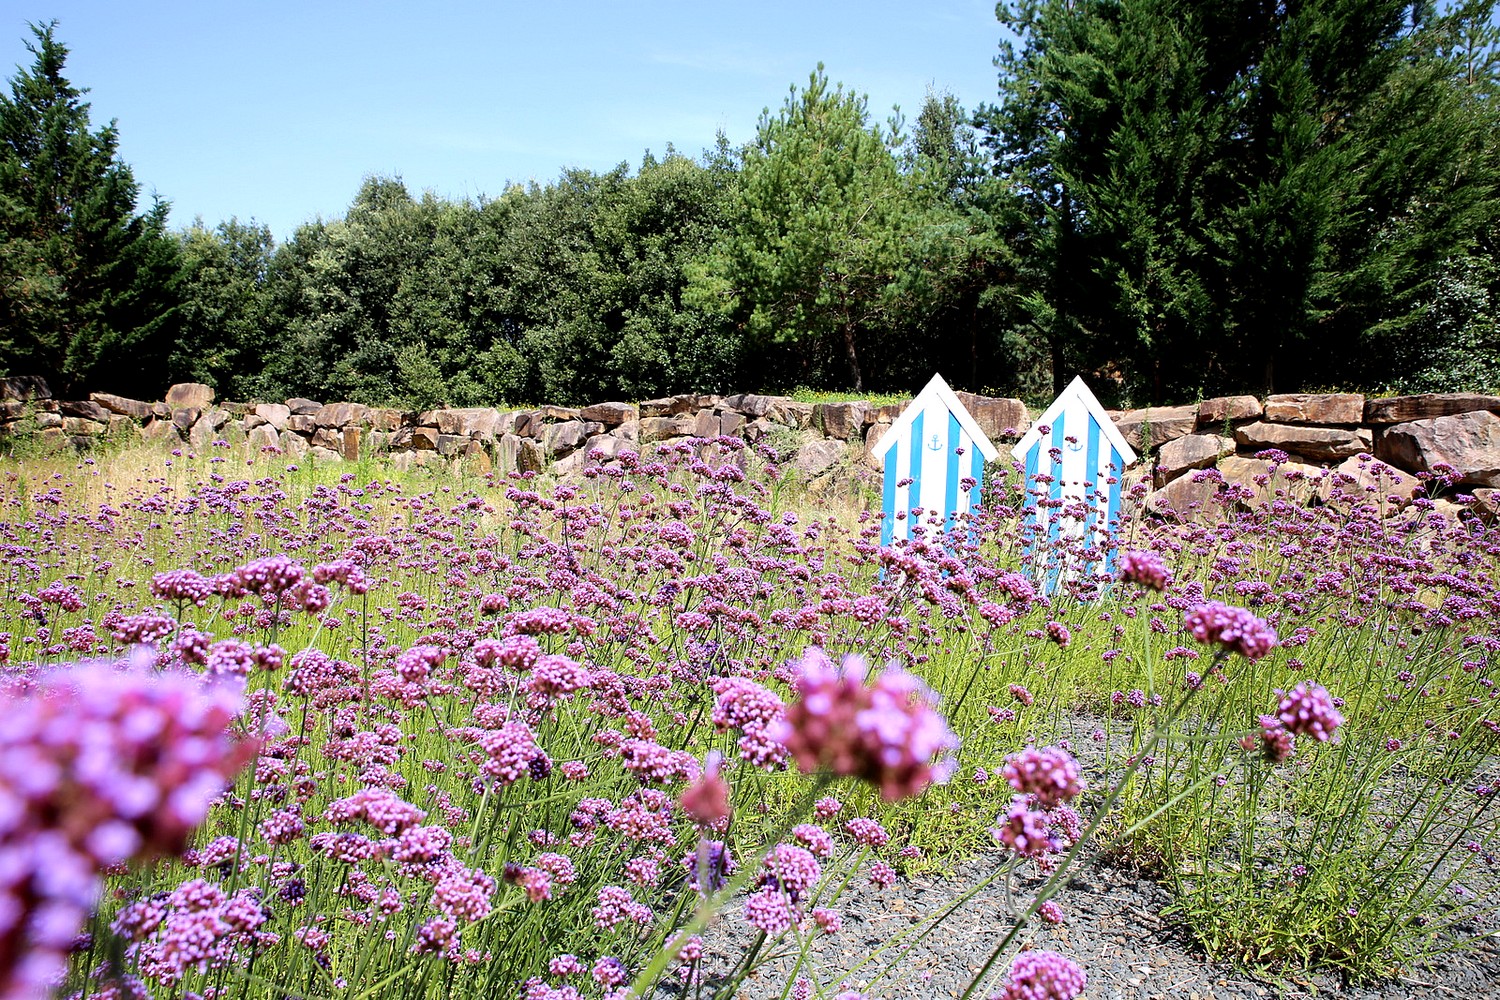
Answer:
1116;550;1172;591
1275;682;1344;742
1002;747;1084;808
0;653;254;998
766;648;958;801
1184;601;1277;661
994;950;1087;1000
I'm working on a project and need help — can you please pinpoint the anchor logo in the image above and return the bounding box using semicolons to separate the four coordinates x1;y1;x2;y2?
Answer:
927;433;943;452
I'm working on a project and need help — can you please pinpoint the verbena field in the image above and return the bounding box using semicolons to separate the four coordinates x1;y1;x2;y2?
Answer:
0;437;1496;1000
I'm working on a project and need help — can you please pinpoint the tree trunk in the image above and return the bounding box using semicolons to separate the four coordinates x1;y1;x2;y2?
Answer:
842;325;863;392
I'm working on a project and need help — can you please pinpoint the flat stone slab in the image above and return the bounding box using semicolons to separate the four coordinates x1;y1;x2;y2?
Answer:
1154;433;1234;486
1363;393;1500;424
165;383;214;409
90;392;151;420
1112;405;1197;451
579;402;637;426
1234;421;1372;462
1264;392;1364;425
1196;395;1262;426
954;392;1029;440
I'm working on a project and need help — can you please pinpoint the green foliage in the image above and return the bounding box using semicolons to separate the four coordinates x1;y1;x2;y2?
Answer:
172;218;275;391
979;0;1500;402
689;67;995;392
0;21;181;397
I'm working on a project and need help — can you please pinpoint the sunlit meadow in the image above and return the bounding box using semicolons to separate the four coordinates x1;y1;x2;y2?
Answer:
0;436;1495;999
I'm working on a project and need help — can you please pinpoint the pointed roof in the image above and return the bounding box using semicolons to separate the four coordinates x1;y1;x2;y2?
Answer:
871;373;1000;462
1010;376;1137;465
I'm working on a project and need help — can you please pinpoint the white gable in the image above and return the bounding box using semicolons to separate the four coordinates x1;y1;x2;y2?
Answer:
1011;376;1136;466
872;373;1000;462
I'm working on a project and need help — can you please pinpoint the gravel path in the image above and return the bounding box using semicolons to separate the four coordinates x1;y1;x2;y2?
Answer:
690;847;1498;1000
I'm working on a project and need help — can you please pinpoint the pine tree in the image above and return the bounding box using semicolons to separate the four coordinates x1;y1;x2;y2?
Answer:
980;0;1500;400
0;21;179;396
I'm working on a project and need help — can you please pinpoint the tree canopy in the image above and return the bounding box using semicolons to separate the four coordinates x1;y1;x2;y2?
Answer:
0;21;179;396
978;0;1500;399
4;11;1499;406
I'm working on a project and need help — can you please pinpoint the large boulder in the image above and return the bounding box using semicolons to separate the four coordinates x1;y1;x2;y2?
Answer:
1264;392;1364;425
580;401;637;426
1197;395;1263;427
1376;409;1500;487
142;419;181;445
1113;405;1198;452
1234;421;1372;462
694;409;720;438
165;383;214;409
369;408;407;432
59;399;110;423
0;376;51;402
89;392;151;420
254;403;291;431
61;416;104;436
1331;455;1421;507
1363;393;1500;424
955;392;1029;440
245;424;281;458
640;414;696;443
542;420;586;456
434;407;507;440
583;433;628;461
281;431;310;460
640;395;697;418
814;401;870;440
285;397;322;416
1154;433;1235;486
1148;471;1225;520
793;438;845;477
314;402;370;429
763;399;812;429
719;411;746;437
435;434;468;457
1218;455;1330;506
723;394;784;419
517;437;547;474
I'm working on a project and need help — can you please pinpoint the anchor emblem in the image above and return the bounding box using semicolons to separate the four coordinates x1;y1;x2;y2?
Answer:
927;433;943;452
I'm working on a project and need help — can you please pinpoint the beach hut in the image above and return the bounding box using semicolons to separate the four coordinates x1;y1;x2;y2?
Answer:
872;374;1000;548
1011;376;1137;592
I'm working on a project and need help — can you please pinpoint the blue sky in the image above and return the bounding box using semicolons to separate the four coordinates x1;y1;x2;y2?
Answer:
7;1;1005;242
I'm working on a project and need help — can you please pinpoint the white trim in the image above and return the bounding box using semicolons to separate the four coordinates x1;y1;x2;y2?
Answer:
871;373;1001;462
1010;376;1137;466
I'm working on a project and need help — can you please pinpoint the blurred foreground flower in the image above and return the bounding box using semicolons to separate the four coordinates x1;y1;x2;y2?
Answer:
994;949;1087;1000
0;650;255;998
767;648;958;801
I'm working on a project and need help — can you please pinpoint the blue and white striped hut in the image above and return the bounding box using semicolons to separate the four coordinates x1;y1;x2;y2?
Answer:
1010;376;1137;593
872;374;1000;548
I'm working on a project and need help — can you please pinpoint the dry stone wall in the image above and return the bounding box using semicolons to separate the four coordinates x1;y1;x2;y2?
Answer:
4;378;1499;522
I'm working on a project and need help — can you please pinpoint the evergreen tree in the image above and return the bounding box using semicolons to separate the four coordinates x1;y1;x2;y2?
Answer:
0;21;179;396
980;0;1500;400
689;67;928;392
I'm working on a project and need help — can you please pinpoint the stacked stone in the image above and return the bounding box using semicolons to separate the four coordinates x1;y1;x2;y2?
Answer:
8;375;1500;526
